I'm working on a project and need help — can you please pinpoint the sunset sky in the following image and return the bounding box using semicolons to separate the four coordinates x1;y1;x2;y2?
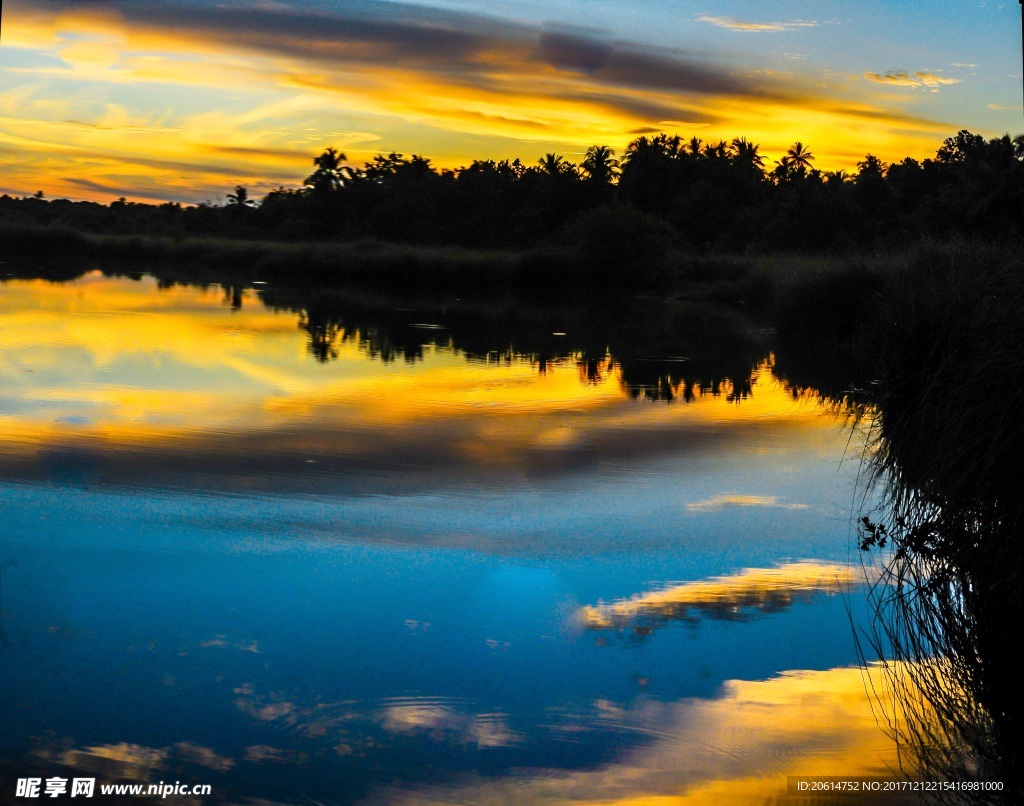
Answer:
1;0;1021;203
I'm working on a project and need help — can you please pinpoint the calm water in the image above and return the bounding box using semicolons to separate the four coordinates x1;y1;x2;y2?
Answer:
0;272;903;804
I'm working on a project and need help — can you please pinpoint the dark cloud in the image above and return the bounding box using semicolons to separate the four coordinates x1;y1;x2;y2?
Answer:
100;0;798;104
65;177;206;203
65;177;133;196
23;0;941;147
538;29;614;74
129;0;520;71
600;49;792;100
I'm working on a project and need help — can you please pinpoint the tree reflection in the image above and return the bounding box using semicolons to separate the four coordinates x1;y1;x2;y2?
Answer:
299;309;343;363
223;284;243;311
296;294;428;364
269;285;770;401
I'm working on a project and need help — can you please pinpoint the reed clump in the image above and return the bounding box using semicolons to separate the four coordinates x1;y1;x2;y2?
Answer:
859;239;1024;803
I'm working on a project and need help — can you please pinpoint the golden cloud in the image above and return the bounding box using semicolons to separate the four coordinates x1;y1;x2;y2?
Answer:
864;70;961;90
698;16;819;33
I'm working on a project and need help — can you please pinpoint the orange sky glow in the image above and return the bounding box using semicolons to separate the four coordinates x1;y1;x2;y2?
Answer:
1;0;1020;203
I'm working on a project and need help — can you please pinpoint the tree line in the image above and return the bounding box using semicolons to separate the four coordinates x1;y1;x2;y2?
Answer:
2;130;1022;253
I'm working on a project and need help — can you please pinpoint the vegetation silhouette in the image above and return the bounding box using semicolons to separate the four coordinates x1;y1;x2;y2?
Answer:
226;186;254;208
861;247;1022;803
769;243;1024;803
2;130;1021;272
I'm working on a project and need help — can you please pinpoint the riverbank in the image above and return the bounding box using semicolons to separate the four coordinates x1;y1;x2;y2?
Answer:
5;220;1009;304
3;223;1020;378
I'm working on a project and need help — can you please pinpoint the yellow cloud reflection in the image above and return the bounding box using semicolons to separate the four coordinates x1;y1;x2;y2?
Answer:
42;742;168;781
380;704;463;735
0;275;843;494
580;562;861;632
172;742;235;772
376;704;521;747
230;683;524;753
383;663;923;805
686;494;809;512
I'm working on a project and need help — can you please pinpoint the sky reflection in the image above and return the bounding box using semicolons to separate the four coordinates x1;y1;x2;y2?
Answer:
377;663;919;805
580;561;863;633
17;659;919;805
0;273;846;498
0;273;894;804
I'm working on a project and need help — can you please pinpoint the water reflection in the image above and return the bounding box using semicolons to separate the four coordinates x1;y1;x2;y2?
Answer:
375;664;918;805
0;273;826;498
12;661;913;805
581;562;861;636
259;282;768;394
37;742;172;782
0;268;893;804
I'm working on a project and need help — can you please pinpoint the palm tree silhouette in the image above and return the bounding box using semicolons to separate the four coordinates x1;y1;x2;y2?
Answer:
538;152;573;176
226;186;254;207
305;147;348;194
771;155;794;182
622;136;652;166
857;154;886;177
786;142;815;174
654;134;683;158
729;137;765;169
704;140;729;160
581;145;619;185
623;134;683;166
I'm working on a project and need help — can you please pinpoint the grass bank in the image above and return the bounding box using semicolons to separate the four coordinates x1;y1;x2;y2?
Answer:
2;222;1019;327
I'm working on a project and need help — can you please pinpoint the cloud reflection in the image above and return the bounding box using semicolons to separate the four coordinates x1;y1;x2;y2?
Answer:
19;661;942;803
47;742;168;780
580;562;862;633
379;703;523;748
172;742;235;772
0;275;839;496
30;738;239;780
231;685;522;752
685;494;809;513
380;663;922;805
